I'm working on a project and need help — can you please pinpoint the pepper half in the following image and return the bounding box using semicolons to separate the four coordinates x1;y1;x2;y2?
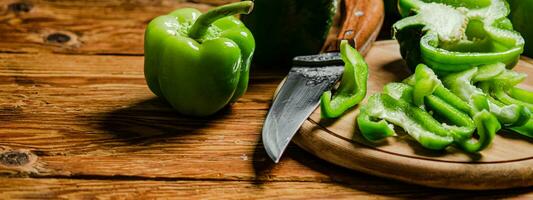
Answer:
321;40;368;118
144;2;255;116
393;0;524;74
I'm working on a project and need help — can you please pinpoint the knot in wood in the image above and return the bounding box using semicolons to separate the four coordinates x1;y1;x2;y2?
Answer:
0;151;30;166
46;33;71;44
8;2;32;13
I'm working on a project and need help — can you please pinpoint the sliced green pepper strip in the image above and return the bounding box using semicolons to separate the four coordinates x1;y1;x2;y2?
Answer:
433;86;472;114
411;64;441;107
360;64;500;152
510;120;533;138
443;65;529;126
358;94;454;150
486;70;533;111
478;69;533;138
403;65;473;114
321;40;368;118
509;87;533;104
461;111;499;153
399;65;475;132
357;112;396;141
401;65;496;152
378;82;497;152
393;0;524;73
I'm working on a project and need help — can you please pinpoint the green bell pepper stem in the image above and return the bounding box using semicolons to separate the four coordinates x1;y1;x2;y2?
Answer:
321;40;368;118
188;1;254;40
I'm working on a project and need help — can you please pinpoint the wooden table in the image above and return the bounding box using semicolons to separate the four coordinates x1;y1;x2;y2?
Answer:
0;0;532;199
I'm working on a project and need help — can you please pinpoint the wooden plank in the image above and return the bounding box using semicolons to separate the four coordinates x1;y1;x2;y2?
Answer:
0;52;367;183
1;178;532;199
0;178;533;199
0;0;237;54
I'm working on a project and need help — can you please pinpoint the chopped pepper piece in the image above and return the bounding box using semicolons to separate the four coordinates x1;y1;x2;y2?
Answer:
393;0;524;74
359;93;455;150
443;64;531;127
478;68;533;138
320;40;368;118
359;64;497;152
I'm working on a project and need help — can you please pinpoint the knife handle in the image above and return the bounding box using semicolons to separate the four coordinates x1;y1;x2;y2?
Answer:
321;0;384;55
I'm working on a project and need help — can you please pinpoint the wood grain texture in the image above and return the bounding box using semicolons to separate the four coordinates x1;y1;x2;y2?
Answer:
0;46;529;198
2;178;533;199
0;0;531;197
294;41;533;190
0;53;316;181
0;0;231;54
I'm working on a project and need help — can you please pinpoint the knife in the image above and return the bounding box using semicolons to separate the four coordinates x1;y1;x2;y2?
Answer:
262;53;344;163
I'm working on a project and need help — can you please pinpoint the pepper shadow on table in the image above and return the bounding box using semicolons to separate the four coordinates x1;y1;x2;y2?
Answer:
97;97;233;146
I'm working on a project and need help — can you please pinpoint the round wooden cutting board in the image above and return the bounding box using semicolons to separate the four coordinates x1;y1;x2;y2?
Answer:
292;40;533;190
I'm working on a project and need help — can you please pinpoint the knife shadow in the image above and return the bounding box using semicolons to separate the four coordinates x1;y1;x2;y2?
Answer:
252;135;277;187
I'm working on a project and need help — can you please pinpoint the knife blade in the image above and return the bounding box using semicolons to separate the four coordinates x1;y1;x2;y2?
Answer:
262;52;345;163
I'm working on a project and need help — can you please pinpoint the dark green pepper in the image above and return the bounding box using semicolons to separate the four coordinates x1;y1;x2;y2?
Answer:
241;0;337;66
321;40;368;118
393;0;525;74
508;0;533;57
144;2;255;116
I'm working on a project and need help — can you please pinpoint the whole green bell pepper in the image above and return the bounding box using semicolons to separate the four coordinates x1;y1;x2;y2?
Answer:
393;0;525;74
144;2;255;116
321;40;368;118
508;0;533;57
